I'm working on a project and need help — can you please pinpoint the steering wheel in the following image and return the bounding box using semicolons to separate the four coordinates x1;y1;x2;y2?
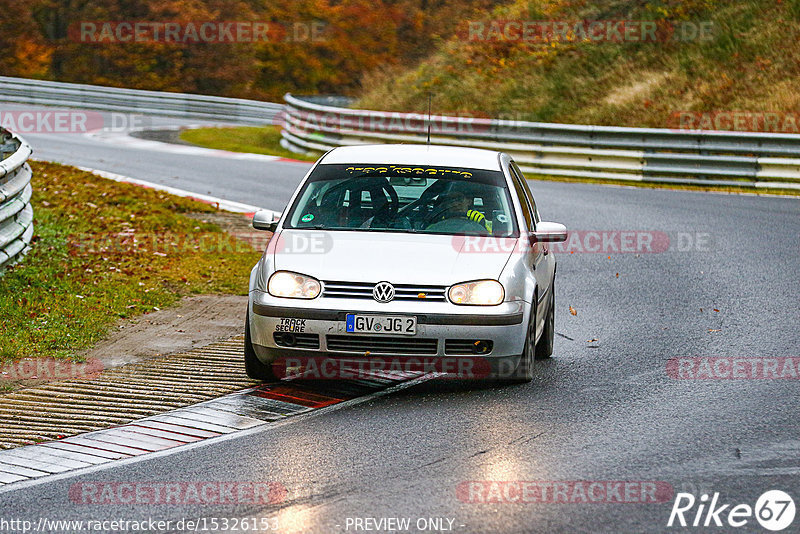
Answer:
424;217;489;235
370;182;399;224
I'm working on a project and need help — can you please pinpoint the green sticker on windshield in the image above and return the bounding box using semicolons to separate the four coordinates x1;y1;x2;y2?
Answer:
301;214;314;222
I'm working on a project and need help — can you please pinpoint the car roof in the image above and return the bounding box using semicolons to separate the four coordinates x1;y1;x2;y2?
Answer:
319;144;503;171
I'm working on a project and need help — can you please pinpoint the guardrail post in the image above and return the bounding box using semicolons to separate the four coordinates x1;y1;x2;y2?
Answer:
0;128;34;273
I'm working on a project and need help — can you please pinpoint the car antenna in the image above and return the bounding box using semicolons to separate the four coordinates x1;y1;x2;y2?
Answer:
426;92;432;145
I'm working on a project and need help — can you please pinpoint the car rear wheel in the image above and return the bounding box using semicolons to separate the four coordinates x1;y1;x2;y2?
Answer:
244;309;277;382
535;285;555;360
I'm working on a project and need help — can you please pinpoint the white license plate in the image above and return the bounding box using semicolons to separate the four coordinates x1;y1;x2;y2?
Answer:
346;314;416;335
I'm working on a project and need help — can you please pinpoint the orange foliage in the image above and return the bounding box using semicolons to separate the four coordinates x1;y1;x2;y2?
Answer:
5;0;501;99
0;0;52;78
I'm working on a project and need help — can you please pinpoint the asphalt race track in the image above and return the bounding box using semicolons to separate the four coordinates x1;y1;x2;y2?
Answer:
2;103;800;533
2;103;305;212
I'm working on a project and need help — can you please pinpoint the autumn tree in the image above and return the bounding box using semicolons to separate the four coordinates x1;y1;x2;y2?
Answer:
7;0;509;99
0;0;52;78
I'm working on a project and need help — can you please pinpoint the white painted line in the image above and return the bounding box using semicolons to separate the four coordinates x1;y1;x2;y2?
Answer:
0;448;94;469
98;429;187;448
23;447;111;466
168;406;265;429
69;164;282;218
131;421;219;439
32;157;284;217
0;454;75;474
121;425;202;443
84;129;285;163
61;436;147;457
78;431;177;451
145;414;239;434
0;472;26;484
0;462;50;478
40;442;127;461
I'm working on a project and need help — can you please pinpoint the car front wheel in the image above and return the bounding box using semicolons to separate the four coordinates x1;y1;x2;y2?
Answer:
510;307;535;383
535;285;555;360
244;309;277;382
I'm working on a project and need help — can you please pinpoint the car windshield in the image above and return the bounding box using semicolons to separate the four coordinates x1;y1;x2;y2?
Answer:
284;163;518;237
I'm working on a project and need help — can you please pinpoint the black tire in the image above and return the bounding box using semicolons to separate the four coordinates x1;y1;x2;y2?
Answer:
244;309;278;382
535;285;555;360
509;307;535;383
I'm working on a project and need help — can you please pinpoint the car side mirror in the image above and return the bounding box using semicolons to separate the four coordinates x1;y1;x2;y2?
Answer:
253;210;279;232
531;222;568;243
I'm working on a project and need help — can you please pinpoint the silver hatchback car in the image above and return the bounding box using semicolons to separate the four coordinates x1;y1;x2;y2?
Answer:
245;144;567;382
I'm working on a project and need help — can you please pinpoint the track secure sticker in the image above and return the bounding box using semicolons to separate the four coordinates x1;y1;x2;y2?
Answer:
276;318;306;332
301;214;314;222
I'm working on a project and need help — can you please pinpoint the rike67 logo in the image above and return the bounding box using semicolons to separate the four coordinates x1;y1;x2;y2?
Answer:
668;490;795;531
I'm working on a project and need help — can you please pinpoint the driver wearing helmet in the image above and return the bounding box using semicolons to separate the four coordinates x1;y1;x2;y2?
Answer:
429;183;492;232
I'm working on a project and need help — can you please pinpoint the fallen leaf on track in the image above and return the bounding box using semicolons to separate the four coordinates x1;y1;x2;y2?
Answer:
569;306;577;316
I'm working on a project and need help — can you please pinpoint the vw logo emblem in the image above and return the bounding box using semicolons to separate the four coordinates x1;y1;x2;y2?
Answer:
373;282;395;303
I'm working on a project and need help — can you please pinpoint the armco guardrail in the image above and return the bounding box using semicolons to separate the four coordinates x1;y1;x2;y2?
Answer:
281;94;800;189
0;76;282;125
0;128;34;272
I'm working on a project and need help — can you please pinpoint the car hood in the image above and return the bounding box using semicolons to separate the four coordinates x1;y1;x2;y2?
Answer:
271;230;516;285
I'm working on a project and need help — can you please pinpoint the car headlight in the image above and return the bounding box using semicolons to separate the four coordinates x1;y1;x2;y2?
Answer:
268;271;321;299
449;280;504;306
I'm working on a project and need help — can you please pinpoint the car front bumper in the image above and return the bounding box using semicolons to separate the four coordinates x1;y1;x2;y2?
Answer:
248;290;529;377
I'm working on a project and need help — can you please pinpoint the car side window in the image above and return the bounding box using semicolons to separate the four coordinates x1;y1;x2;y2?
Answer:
508;164;534;231
511;163;540;224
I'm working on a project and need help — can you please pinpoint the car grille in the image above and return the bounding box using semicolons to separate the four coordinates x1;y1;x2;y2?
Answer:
445;339;494;355
326;335;438;355
322;281;448;302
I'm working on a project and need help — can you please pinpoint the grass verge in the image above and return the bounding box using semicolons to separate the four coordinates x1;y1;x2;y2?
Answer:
0;161;262;364
180;125;320;162
357;0;800;128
